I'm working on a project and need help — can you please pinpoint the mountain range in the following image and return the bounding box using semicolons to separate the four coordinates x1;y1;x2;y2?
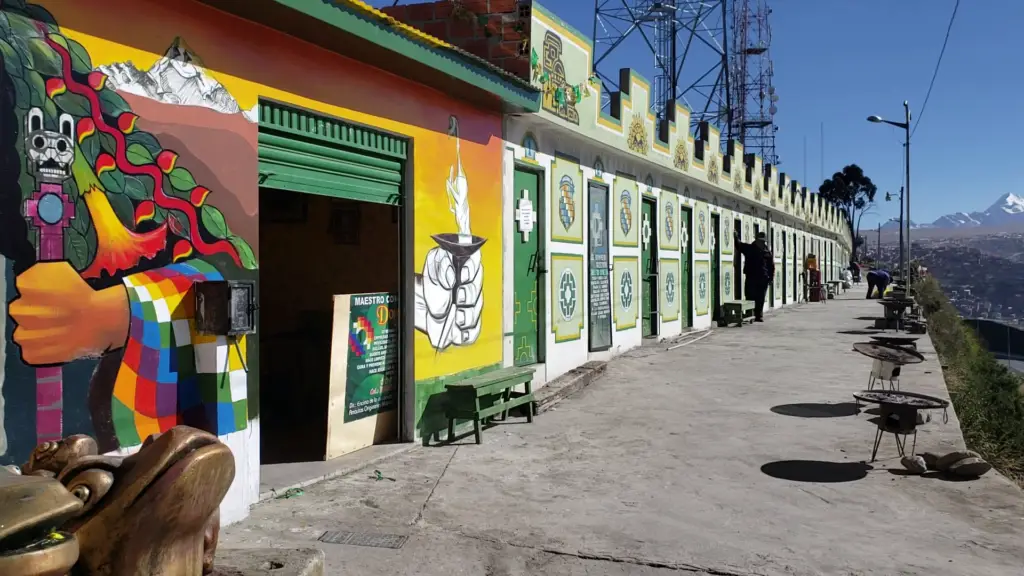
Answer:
97;37;258;123
880;193;1024;231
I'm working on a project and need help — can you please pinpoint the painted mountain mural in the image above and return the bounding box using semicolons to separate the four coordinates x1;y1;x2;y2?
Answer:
96;37;258;122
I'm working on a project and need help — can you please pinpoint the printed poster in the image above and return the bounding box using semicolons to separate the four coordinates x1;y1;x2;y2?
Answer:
345;293;399;422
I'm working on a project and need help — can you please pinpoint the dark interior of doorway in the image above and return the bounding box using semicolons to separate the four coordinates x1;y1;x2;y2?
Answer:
733;218;742;300
259;188;400;464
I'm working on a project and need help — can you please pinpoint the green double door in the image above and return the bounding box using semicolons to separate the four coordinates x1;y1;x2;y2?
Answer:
711;213;721;322
641;198;658;338
680;206;692;327
512;168;543;366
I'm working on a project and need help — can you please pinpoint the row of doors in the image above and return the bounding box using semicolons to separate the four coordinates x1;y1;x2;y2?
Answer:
511;167;697;366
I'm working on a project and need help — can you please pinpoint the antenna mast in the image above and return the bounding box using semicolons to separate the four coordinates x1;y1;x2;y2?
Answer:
730;0;778;165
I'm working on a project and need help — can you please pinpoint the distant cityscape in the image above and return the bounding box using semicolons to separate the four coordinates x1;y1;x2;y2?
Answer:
861;231;1024;326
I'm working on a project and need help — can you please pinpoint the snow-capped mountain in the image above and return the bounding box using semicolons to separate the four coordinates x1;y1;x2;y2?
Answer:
97;37;258;123
929;193;1024;229
880;218;923;231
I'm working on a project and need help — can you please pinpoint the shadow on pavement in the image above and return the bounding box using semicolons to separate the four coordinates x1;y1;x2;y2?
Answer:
887;469;977;482
854;316;881;321
760;460;873;483
770;402;862;418
837;329;881;335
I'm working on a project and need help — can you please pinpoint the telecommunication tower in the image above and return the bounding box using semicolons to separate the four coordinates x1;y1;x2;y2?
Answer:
592;0;731;137
730;0;778;165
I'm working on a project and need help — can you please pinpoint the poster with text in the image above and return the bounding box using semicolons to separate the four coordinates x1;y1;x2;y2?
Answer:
345;293;399;422
588;183;612;350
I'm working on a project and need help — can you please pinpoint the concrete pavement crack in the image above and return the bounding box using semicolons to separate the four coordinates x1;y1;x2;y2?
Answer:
419;520;768;576
410;446;458;526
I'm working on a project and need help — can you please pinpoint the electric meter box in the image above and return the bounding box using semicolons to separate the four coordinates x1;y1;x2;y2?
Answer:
194;280;256;336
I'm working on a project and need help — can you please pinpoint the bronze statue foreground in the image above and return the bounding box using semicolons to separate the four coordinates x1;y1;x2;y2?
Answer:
0;426;234;575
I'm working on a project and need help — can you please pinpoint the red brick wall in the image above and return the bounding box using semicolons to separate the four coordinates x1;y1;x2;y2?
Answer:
382;0;531;81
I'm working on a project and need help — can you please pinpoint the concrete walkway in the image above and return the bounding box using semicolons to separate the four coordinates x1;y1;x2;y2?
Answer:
221;294;1024;575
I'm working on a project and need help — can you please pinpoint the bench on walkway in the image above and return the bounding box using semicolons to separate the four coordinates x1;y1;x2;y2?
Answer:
721;301;755;327
446;366;536;444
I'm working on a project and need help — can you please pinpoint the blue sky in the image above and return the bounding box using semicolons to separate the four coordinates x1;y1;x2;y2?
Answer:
379;0;1019;229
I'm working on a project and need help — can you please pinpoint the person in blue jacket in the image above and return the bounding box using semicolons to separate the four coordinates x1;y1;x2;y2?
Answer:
865;268;891;299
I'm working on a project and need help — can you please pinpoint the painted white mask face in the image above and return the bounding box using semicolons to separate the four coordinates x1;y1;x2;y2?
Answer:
26;108;75;183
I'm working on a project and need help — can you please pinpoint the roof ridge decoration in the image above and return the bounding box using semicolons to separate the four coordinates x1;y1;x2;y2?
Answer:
527;1;851;246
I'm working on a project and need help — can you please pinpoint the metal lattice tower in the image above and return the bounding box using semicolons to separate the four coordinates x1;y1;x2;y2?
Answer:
592;0;731;136
730;0;778;165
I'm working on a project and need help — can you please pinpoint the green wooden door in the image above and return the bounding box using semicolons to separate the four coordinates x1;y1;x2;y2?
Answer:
792;233;798;303
680;206;692;327
711;213;721;322
641;198;658;337
513;168;542;366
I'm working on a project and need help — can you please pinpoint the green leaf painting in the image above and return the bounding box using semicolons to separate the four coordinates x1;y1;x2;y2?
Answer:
200;205;229;239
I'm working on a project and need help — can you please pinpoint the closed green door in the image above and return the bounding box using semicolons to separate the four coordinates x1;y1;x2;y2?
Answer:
641;198;658;337
513;168;542;366
792;233;798;302
711;213;721;322
680;206;693;327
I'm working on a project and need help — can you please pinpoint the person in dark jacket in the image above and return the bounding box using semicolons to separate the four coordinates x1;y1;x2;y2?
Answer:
865;268;891;299
735;230;775;322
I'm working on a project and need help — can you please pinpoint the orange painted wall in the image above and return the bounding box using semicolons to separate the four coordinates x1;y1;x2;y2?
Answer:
44;0;505;382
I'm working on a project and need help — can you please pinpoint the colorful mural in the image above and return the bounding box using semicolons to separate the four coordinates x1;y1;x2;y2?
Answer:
613;175;638;248
0;2;257;462
550;253;583;342
550;154;583;243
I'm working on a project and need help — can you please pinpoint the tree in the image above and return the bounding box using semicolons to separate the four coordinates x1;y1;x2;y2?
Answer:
818;164;877;261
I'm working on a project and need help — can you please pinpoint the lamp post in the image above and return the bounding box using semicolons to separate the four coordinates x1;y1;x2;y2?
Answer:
868;101;912;292
885;187;904;277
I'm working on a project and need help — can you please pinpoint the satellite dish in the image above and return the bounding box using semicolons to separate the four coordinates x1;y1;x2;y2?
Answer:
769;105;778;115
767;86;775;95
771;94;779;102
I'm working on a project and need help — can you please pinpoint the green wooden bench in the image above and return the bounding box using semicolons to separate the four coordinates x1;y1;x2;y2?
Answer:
445;366;536;444
721;301;755;327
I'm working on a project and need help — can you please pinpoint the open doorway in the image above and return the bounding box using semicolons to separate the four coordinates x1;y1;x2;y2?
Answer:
732;217;742;300
259;189;401;464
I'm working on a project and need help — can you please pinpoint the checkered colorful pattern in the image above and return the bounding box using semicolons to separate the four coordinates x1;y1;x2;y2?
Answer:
110;259;249;447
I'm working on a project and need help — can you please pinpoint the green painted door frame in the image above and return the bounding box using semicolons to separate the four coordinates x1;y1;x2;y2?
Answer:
711;213;721;322
732;217;742;301
680;205;693;328
512;166;545;366
641;198;658;337
792;233;798;303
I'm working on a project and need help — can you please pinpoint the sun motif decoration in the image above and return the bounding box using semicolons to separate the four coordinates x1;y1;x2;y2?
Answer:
753;177;762;201
697;270;707;301
697;210;706;247
627;113;648;155
673;140;689;171
707;156;719;184
666;271;676;304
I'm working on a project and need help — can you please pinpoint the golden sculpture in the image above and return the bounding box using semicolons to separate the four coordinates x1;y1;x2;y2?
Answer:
0;426;234;575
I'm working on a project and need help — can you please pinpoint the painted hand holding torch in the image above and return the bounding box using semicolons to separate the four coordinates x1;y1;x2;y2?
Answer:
414;116;485;351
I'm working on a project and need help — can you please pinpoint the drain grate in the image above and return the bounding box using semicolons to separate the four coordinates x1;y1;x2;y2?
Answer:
317;530;408;549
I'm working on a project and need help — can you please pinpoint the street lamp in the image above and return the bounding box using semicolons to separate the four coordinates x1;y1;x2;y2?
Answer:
885;187;905;279
867;101;912;292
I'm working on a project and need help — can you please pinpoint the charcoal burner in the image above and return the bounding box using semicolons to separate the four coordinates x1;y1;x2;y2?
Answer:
852;390;949;462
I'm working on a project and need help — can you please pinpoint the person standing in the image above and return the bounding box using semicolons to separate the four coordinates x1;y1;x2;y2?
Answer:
735;230;775;322
865;268;891;299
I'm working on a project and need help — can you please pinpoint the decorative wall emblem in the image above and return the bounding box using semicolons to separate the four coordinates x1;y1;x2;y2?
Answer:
680;219;689;251
627;113;648;155
707;156;719;184
594;157;604;179
673;140;689;171
515;189;535;242
666;271;676;304
724;270;732;297
522;133;538;161
745;221;751;241
697;270;707;301
753;176;762;201
540;31;580;124
558;174;576;231
697;210;707;246
620;269;634;310
709;224;716;252
665;202;674;241
641;212;652;249
644;174;654;191
733;169;742;193
723;219;731;249
558;268;577;321
619;189;633;235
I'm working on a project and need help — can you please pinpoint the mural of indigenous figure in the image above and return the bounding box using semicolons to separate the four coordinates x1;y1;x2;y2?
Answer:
0;3;257;463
